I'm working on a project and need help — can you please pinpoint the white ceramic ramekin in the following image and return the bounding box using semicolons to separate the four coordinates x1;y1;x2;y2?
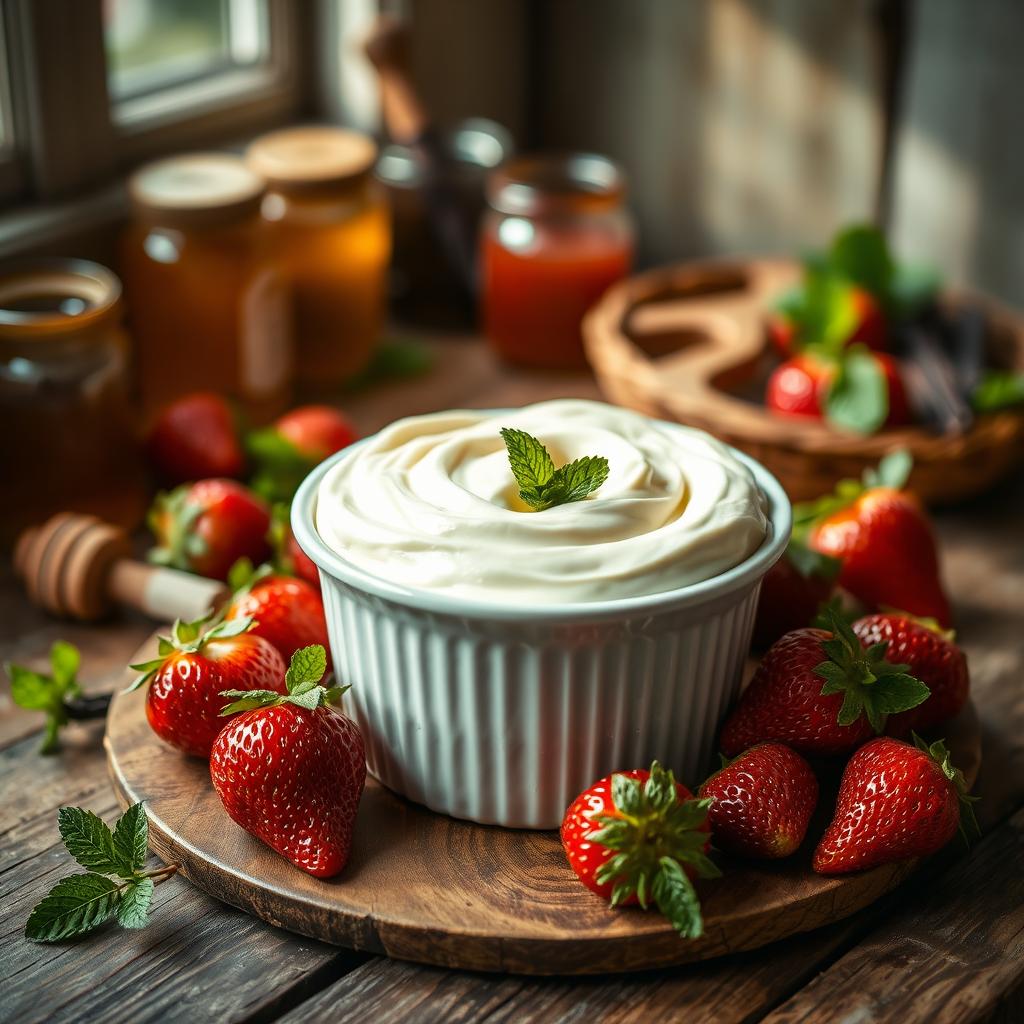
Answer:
292;419;791;830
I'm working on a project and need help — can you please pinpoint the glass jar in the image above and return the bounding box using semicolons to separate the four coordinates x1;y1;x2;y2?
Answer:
121;153;292;423
376;118;513;326
0;259;145;543
481;154;634;369
247;126;390;392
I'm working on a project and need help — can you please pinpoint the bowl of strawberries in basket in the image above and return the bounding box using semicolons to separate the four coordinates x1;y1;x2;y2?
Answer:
582;224;1024;503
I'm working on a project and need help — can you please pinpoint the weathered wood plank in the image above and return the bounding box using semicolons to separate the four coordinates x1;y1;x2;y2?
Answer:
761;807;1024;1024
272;916;868;1024
0;731;361;1024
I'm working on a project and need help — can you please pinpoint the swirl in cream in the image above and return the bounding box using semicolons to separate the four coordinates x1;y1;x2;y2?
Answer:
315;399;769;603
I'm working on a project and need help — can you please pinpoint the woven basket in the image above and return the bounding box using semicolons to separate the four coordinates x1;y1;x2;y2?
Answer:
582;258;1024;503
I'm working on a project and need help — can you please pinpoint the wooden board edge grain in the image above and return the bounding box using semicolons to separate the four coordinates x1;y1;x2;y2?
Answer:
103;633;983;977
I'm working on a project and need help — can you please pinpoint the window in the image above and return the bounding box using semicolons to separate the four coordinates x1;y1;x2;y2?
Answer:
104;0;276;126
0;0;304;224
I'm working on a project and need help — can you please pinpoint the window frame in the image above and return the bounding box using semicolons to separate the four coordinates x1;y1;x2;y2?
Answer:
5;0;308;205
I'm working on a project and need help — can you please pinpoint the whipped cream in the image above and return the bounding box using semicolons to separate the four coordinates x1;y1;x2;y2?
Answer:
315;400;768;603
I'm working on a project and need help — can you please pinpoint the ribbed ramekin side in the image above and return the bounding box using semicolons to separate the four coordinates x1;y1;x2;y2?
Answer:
321;579;763;829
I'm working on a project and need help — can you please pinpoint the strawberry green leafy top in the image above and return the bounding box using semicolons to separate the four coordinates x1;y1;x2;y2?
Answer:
588;762;720;939
219;644;346;715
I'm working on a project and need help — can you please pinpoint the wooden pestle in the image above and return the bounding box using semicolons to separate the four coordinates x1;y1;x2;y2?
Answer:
14;512;229;623
362;14;478;295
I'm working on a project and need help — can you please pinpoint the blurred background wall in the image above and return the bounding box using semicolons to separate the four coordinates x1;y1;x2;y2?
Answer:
387;0;1022;307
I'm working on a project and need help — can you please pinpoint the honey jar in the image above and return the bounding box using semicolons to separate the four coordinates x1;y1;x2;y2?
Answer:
247;126;390;391
122;154;292;422
481;154;634;369
0;259;145;543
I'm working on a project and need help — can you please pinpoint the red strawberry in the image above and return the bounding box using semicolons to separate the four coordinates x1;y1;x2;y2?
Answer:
813;735;978;874
847;287;887;352
149;479;271;582
248;406;358;503
225;560;330;667
275;405;358;460
752;541;840;650
210;645;365;879
127;614;286;757
766;349;908;429
765;352;830;418
145;392;245;485
874;351;911;425
852;613;968;736
287;532;321;590
802;455;951;626
699;743;818;859
767;286;887;359
560;761;719;938
720;607;930;758
269;503;321;592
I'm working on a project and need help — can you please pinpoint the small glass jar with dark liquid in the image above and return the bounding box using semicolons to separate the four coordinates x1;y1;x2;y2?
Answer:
0;260;145;543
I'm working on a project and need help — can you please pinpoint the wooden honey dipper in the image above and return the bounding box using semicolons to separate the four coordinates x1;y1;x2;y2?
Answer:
14;512;230;623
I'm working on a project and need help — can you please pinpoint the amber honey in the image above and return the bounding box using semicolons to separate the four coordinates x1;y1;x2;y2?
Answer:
247;127;390;391
0;260;145;542
122;154;292;423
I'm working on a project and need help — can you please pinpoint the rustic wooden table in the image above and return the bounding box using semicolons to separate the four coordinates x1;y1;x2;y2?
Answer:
2;339;1023;1024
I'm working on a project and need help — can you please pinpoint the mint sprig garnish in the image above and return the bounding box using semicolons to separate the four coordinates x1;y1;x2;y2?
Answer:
7;641;83;754
500;427;609;512
219;644;347;715
25;803;177;943
587;761;720;939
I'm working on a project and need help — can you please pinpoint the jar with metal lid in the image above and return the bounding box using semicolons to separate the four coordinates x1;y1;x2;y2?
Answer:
121;153;292;422
481;153;634;369
247;126;390;391
0;259;145;543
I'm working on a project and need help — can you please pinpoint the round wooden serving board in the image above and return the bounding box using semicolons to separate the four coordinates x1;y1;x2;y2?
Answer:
105;633;981;976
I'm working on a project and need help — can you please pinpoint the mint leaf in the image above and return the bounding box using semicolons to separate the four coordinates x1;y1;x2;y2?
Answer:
825;347;888;434
499;427;555;494
866;449;913;490
8;666;55;711
50;642;81;693
500;427;608;511
972;370;1024;413
285;645;327;692
24;873;120;942
58;807;128;876
889;261;939;317
543;455;610;506
112;802;149;876
116;878;154;930
794;270;859;352
8;641;83;754
829;225;893;300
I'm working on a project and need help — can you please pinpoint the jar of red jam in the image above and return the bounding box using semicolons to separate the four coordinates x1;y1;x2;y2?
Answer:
481;154;634;369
